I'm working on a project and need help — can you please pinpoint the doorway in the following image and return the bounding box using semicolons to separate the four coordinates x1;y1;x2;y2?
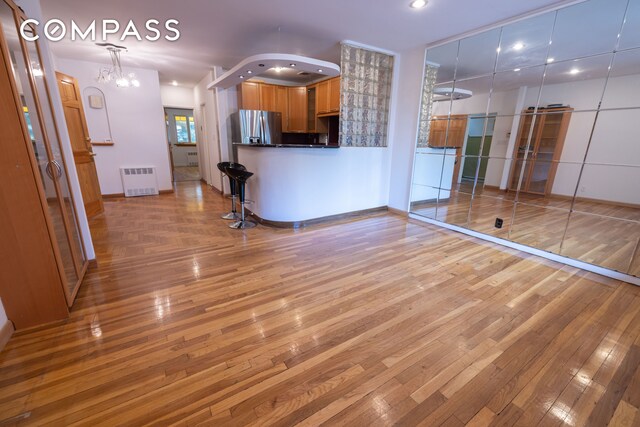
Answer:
460;114;496;184
165;107;200;182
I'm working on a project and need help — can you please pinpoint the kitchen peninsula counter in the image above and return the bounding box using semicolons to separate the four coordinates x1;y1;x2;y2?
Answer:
235;144;388;226
233;143;339;149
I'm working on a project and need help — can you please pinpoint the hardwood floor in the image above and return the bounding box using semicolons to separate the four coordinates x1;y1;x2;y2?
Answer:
1;181;640;426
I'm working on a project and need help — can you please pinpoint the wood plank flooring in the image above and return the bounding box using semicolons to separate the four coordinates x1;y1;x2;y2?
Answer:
1;181;640;426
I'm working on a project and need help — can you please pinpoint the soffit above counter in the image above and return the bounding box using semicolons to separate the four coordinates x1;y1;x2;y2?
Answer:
207;53;340;90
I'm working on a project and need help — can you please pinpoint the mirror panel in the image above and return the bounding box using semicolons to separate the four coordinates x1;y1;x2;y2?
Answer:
425;42;459;84
436;188;472;227
619;0;640;50
560;212;640;273
509;204;570;254
537;54;613;112
496;13;555;72
410;0;640;280
455;29;501;80
601;49;640;109
548;0;628;61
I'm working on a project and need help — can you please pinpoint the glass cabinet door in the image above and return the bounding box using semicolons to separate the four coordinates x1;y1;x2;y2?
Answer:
21;21;88;285
0;4;86;304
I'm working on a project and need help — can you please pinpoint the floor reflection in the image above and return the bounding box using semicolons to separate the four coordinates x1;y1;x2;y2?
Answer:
412;185;640;275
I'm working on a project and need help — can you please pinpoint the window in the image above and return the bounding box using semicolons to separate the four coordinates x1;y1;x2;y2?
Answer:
174;114;197;144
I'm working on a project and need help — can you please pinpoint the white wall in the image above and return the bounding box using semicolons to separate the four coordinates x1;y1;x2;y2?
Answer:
387;47;426;211
160;85;195;109
238;146;389;222
56;58;173;195
194;71;223;191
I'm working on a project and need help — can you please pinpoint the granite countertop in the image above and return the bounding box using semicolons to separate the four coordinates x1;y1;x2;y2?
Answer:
234;143;339;149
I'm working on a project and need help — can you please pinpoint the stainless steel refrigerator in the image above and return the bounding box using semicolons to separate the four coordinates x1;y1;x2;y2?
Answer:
232;110;282;145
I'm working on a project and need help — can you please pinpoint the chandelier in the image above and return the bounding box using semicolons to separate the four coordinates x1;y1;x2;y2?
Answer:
96;43;140;88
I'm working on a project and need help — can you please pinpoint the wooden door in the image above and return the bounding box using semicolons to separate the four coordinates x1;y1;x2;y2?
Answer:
329;77;341;113
287;87;307;132
56;72;103;217
259;84;277;111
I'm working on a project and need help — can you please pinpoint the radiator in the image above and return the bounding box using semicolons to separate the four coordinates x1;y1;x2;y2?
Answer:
187;152;199;167
120;167;159;197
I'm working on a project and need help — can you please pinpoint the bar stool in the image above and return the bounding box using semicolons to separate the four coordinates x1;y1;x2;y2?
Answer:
224;166;256;229
217;162;246;220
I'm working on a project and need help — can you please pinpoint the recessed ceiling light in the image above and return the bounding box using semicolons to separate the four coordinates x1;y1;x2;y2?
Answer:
247;70;253;74
239;75;244;79
514;68;521;72
410;0;427;8
512;42;525;51
172;80;178;86
547;57;555;63
318;69;323;73
289;63;296;67
569;68;580;75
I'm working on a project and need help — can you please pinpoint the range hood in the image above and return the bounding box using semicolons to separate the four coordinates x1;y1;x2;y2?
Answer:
208;53;340;90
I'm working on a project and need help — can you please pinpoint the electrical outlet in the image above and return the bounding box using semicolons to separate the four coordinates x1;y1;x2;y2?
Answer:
495;218;504;229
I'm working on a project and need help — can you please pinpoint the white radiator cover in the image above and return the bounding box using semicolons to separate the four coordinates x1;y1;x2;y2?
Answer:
187;151;199;166
120;167;159;197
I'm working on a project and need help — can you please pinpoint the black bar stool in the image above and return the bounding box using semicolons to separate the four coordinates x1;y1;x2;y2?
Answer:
224;166;256;229
217;162;246;220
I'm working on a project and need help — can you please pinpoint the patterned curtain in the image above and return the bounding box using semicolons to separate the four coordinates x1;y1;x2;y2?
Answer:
417;63;439;147
339;43;394;147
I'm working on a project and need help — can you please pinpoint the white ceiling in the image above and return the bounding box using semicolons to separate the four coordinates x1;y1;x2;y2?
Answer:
36;0;575;86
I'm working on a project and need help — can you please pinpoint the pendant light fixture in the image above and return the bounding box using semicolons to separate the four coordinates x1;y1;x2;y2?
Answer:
96;43;140;88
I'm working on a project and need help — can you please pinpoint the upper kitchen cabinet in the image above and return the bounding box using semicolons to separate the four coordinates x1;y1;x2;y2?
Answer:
276;85;288;131
317;77;341;116
287;86;307;133
259;84;277;111
237;82;261;110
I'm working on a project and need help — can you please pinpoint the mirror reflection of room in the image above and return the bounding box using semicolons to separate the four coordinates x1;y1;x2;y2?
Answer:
164;107;200;182
411;0;640;278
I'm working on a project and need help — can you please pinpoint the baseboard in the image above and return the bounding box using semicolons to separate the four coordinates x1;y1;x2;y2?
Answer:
0;320;14;352
102;192;125;199
248;206;389;229
387;207;409;217
103;189;173;199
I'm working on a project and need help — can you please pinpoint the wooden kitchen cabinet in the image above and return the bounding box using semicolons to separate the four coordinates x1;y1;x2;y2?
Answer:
329;77;341;113
237;82;261;110
428;115;468;148
508;107;573;195
317;80;330;114
287;87;307;133
317;77;340;116
276;85;288;131
259;84;277;112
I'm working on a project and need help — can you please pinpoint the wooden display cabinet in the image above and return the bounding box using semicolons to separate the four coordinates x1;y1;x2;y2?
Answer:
508;107;573;196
